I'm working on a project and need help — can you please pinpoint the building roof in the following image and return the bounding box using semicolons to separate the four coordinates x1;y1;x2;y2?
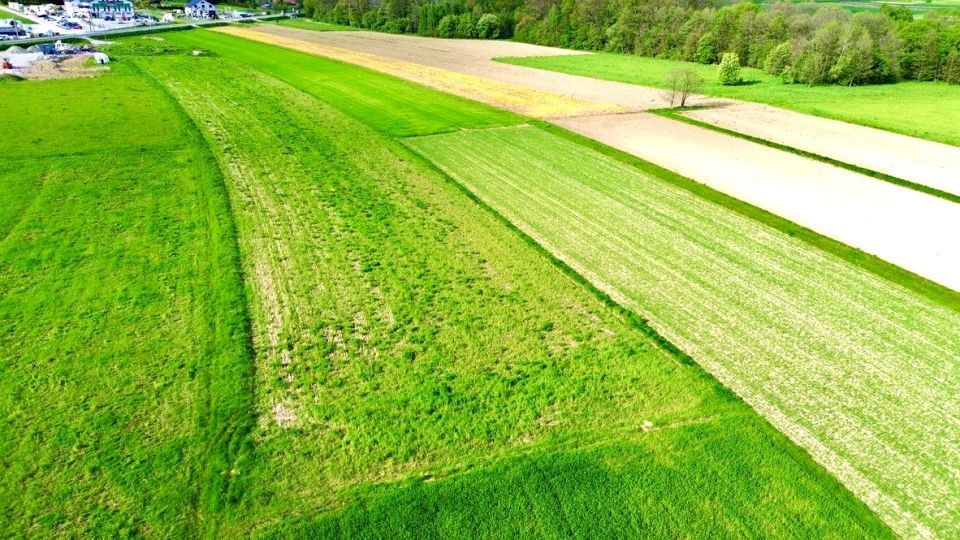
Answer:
185;0;214;7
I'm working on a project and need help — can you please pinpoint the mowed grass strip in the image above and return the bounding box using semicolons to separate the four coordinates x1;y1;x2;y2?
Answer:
0;66;253;536
131;43;891;537
499;53;960;146
404;125;960;538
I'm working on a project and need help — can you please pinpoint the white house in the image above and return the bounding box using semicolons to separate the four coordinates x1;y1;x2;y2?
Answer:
63;1;92;19
184;0;216;19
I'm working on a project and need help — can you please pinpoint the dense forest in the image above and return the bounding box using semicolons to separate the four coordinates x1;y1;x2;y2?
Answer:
302;0;960;85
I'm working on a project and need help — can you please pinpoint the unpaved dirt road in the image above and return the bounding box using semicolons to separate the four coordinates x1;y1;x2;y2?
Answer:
683;103;960;198
218;25;960;292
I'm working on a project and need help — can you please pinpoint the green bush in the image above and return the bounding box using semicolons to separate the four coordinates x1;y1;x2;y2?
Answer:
695;32;715;64
764;41;792;78
456;12;475;38
476;13;500;39
437;14;457;38
718;52;742;85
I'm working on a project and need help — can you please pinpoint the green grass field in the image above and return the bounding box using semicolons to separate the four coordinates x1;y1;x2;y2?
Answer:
1;10;34;23
499;53;960;146
748;0;960;14
0;29;898;536
405;124;960;538
0;66;252;536
757;0;958;12
151;30;894;536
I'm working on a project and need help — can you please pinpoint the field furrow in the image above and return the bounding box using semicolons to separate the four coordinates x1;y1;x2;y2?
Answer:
405;125;960;538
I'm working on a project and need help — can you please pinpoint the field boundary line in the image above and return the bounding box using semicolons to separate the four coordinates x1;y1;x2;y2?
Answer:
132;59;260;538
528;119;960;312
650;107;960;205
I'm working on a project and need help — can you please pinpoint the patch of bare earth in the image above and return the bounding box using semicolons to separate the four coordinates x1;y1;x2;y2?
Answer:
14;55;108;80
683;102;960;198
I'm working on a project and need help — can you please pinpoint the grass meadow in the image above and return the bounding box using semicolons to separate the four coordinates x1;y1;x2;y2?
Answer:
0;66;253;536
499;53;960;146
0;30;932;538
0;28;906;537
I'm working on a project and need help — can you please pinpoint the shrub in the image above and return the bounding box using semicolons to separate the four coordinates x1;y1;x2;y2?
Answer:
437;14;457;38
764;41;792;77
476;13;501;39
456;12;475;38
695;32;716;64
383;17;411;34
718;52;742;85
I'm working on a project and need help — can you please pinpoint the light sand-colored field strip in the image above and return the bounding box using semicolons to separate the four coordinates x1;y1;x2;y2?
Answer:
682;103;960;198
217;25;960;291
553;112;960;291
405;125;960;539
213;26;623;118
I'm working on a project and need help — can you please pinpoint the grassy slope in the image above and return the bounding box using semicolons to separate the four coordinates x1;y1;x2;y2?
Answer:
499;53;960;146
405;125;960;538
130;30;894;537
0;67;252;536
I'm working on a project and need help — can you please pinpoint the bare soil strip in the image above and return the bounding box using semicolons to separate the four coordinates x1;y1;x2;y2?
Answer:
682;103;960;198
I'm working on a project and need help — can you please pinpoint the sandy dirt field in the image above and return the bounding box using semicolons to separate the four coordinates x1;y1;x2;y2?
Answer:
222;25;960;292
214;26;624;118
553;112;960;291
683;103;960;198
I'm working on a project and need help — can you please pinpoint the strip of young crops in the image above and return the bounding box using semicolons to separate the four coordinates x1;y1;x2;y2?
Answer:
0;69;252;536
405;125;960;539
133;45;890;537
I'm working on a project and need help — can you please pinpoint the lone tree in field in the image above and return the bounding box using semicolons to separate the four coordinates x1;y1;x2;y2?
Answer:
718;52;742;85
663;68;703;107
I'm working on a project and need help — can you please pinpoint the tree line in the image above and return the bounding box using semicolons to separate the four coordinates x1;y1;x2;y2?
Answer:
303;0;960;85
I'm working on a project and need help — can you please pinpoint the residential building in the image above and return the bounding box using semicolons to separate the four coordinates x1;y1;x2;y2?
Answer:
184;0;216;19
90;0;134;19
63;1;92;19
